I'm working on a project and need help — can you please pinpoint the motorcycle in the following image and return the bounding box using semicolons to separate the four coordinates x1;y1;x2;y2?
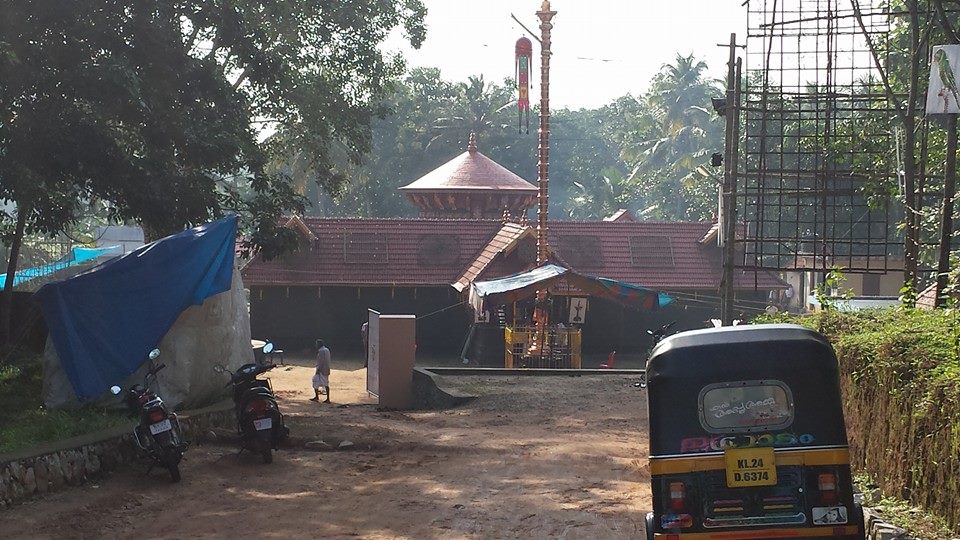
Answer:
639;322;677;389
110;348;187;482
217;342;289;463
646;321;676;344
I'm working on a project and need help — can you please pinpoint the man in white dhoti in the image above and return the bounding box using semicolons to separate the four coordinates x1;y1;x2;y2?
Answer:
310;339;332;403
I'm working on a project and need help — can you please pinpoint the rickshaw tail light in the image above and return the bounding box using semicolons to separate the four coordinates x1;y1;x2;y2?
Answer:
669;482;686;511
818;473;838;504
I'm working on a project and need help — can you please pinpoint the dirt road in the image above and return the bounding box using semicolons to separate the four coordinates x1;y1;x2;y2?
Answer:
1;359;652;539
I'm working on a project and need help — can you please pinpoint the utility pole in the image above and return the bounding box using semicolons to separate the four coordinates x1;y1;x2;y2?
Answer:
720;34;742;325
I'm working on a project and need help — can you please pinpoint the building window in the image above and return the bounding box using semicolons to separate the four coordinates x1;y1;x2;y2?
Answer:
418;235;460;266
558;235;603;268
343;233;389;264
629;235;675;267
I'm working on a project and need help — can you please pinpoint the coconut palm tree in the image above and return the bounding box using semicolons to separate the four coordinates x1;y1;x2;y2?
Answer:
428;75;515;151
618;54;725;220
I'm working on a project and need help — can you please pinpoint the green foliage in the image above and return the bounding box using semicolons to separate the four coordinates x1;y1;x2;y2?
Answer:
0;407;129;455
293;54;723;221
899;281;919;307
762;309;960;532
814;267;854;310
617;54;725;220
0;0;426;257
0;363;20;384
0;360;128;454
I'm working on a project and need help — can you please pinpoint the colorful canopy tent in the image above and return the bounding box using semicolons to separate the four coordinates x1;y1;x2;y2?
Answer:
0;245;120;289
35;215;237;401
468;263;672;314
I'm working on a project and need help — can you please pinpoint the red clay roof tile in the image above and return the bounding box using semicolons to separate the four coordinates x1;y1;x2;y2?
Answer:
241;218;786;291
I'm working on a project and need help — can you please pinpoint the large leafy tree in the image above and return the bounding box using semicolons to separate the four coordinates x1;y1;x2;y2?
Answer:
0;0;425;345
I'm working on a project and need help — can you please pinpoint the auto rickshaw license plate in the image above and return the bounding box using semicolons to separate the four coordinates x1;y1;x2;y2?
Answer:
724;447;777;487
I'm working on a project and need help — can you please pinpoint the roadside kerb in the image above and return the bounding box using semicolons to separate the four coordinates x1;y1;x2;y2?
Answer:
0;399;234;508
411;367;645;410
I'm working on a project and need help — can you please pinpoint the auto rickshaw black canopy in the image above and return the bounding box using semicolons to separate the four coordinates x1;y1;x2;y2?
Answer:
646;324;848;457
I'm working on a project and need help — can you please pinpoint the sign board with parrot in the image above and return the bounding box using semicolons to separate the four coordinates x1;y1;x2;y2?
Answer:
927;45;960;115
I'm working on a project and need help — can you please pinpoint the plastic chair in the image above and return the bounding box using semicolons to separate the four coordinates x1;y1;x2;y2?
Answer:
600;351;616;369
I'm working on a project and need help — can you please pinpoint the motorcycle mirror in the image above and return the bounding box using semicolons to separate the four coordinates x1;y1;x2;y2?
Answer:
148;348;161;360
262;342;274;354
110;385;122;395
212;364;225;374
646;329;654;336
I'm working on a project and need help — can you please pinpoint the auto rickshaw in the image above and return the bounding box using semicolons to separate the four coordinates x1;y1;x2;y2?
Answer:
644;324;865;540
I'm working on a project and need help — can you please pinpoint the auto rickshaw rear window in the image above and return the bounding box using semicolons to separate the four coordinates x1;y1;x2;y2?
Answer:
698;380;794;433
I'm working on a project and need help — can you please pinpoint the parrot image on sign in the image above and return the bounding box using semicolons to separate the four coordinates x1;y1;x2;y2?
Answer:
936;48;960;114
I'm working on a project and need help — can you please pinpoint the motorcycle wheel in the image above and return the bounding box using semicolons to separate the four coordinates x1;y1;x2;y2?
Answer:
167;461;181;482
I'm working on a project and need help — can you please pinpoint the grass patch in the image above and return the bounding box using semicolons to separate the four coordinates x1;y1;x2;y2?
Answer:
0;358;128;455
758;308;960;396
856;475;954;540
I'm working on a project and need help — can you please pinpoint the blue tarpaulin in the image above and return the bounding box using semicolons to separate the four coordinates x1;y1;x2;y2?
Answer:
471;264;569;298
469;263;672;311
0;245;121;289
35;215;237;401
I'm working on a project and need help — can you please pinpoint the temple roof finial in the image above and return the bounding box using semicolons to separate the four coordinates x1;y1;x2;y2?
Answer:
467;132;478;153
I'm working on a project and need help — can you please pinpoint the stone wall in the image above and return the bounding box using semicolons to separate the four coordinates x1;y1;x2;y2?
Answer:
0;400;234;508
863;508;920;540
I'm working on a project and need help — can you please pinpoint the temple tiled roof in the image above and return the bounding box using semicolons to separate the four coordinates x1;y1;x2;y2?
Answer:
453;223;535;292
242;218;788;292
242;218;503;287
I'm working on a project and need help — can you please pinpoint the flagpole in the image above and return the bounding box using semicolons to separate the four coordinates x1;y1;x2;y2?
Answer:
536;0;555;266
532;0;556;359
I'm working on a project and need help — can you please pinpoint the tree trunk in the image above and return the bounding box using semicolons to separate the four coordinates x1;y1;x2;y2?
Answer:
936;111;959;306
1;206;28;347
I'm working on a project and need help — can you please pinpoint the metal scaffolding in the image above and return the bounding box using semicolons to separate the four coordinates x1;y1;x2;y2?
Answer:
740;0;905;274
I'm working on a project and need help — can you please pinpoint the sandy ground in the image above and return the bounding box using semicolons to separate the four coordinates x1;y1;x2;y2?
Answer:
0;358;652;539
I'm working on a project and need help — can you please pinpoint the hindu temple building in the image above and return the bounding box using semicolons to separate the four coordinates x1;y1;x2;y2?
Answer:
241;135;786;362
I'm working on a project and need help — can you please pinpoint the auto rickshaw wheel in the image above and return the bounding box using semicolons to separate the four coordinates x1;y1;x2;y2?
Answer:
853;503;867;540
644;512;654;540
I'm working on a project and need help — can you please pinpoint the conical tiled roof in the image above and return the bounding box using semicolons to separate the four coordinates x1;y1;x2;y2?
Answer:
400;133;537;192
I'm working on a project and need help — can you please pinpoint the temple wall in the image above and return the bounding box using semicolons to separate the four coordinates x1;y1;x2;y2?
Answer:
248;285;470;358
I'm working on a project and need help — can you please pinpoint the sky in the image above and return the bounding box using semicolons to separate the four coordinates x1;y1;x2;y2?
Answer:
385;0;746;110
